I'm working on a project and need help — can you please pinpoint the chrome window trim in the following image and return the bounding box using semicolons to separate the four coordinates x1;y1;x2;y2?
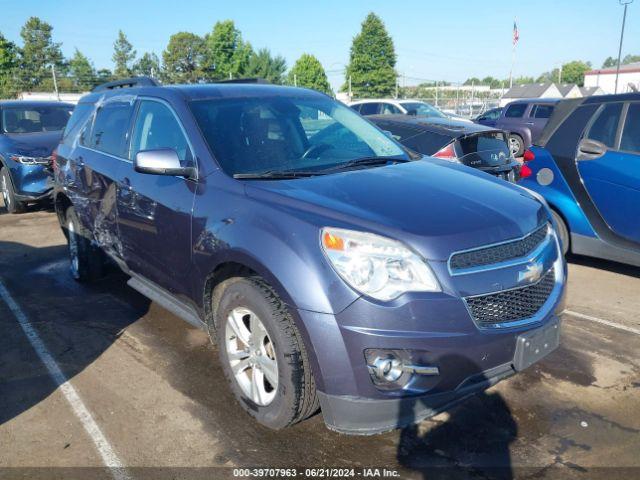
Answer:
448;223;551;276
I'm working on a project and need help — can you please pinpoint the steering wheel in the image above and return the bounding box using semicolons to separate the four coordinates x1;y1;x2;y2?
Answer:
301;143;333;159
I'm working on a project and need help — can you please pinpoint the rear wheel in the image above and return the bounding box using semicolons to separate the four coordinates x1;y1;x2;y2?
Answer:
1;168;26;214
65;206;103;282
508;134;524;157
551;209;570;256
214;277;319;430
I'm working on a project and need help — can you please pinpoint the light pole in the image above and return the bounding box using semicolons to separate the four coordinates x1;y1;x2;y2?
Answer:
615;0;633;94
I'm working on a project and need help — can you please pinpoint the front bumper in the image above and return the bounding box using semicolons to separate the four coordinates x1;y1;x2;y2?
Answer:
5;160;54;202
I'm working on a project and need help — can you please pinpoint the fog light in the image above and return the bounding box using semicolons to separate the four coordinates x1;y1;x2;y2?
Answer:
371;356;403;382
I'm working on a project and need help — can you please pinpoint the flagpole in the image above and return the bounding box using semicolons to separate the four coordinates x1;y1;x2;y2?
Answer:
510;18;517;89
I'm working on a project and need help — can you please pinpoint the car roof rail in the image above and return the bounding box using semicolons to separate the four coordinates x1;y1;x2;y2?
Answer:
214;77;270;84
92;76;161;92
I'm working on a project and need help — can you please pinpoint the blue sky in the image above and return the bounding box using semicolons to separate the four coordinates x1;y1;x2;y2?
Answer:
1;0;638;89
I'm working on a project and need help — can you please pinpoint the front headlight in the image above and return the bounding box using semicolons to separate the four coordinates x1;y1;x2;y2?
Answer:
9;154;51;165
321;227;440;301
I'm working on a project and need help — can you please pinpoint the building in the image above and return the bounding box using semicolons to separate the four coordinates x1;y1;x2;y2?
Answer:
584;62;640;94
17;91;86;104
556;84;582;98
499;83;562;107
579;86;605;97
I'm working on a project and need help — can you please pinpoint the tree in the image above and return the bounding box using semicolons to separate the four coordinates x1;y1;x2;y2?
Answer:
344;13;397;98
112;30;136;78
133;52;160;77
623;54;640;65
245;48;286;84
463;77;480;86
68;49;96;91
602;54;640;68
288;53;331;94
19;17;64;90
602;56;617;68
560;60;591;86
0;32;19;98
203;20;252;80
96;68;113;83
536;69;561;83
162;32;205;83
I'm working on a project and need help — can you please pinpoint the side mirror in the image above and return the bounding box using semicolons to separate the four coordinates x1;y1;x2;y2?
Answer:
406;108;418;116
577;138;607;160
134;149;196;178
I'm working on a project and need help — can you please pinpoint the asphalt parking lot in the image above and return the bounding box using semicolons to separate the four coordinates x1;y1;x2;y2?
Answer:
1;204;639;480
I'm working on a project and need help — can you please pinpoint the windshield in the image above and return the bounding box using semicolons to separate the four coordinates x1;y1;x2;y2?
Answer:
190;96;407;176
399;102;446;118
1;105;73;134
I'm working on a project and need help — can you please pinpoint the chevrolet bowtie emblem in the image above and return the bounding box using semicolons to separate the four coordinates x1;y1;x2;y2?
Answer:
518;261;543;284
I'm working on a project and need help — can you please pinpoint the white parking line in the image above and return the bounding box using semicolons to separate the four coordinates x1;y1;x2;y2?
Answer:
0;280;131;480
565;309;640;336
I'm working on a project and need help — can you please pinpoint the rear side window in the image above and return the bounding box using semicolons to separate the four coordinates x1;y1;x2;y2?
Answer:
130;100;192;163
459;131;509;155
359;103;380;115
532;104;554;119
62;103;94;144
383;124;450;154
88;101;133;157
620;103;640;153
504;104;527;118
380;103;401;115
586;103;622;148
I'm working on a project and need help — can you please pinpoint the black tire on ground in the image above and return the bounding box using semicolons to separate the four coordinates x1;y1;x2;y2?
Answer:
551;209;570;256
214;276;319;430
65;206;103;282
509;134;525;158
1;167;26;214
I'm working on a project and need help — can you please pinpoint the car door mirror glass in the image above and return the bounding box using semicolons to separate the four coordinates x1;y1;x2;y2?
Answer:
134;149;196;178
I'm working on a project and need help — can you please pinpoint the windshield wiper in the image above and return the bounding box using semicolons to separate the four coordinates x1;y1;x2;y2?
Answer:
318;156;410;173
233;169;324;180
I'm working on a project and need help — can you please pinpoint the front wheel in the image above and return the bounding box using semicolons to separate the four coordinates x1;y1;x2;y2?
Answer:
551;209;570;256
215;277;319;430
1;168;26;214
65;206;103;282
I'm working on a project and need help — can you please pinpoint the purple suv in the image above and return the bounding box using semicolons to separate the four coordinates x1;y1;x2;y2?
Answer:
496;99;560;157
53;78;566;434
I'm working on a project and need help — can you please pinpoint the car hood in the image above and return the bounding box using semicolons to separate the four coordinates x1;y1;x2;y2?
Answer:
245;159;548;261
1;131;63;157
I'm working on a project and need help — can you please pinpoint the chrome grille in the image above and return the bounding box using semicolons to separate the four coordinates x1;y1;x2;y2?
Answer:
464;267;555;327
450;224;549;271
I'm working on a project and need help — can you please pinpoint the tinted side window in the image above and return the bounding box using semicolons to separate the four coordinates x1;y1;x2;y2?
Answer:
383;124;450;154
62;103;94;144
380;103;401;115
504;103;527;118
533;104;554;119
620;103;640;153
586;103;622;148
486;109;501;120
350;104;362;113
359;103;380;115
89;102;133;156
130;100;192;164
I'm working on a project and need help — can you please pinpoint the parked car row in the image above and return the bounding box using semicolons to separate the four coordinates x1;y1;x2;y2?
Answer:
1;77;636;435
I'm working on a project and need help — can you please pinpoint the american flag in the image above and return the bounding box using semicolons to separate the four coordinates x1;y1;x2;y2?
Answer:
513;20;519;45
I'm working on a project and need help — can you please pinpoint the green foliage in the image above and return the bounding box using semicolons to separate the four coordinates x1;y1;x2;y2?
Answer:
0;32;19;98
68;49;96;91
559;60;591;86
96;69;113;83
245;48;286;84
133;52;160;77
288;53;331;95
344;13;397;98
18;17;64;90
463;77;480;86
203;20;253;80
162;32;205;83
112;30;136;78
602;54;640;68
602;56;617;68
623;54;640;65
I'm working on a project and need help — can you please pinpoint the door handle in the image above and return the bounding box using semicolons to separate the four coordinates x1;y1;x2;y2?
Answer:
525;122;535;125
577;139;607;161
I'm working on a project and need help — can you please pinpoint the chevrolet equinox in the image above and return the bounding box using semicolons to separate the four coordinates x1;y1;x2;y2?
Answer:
53;77;566;434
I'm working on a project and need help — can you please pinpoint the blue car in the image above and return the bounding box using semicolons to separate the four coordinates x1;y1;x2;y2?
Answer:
518;93;640;267
54;78;566;434
0;100;74;213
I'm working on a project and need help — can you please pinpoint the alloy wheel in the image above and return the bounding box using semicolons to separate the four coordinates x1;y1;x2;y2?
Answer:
68;220;80;277
509;137;521;156
225;307;278;406
1;174;10;209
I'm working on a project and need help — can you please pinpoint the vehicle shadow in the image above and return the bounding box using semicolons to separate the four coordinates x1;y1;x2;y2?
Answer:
0;240;150;427
568;253;640;279
396;356;517;479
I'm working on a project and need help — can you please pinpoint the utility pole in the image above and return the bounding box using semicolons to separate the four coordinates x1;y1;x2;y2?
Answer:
558;63;563;83
615;0;633;94
51;65;60;101
435;81;438;107
294;73;297;87
395;75;398;99
348;75;352;100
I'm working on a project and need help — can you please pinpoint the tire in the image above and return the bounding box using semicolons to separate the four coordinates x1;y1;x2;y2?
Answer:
65;206;103;282
1;168;26;214
508;134;524;158
551;209;569;256
214;277;319;430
